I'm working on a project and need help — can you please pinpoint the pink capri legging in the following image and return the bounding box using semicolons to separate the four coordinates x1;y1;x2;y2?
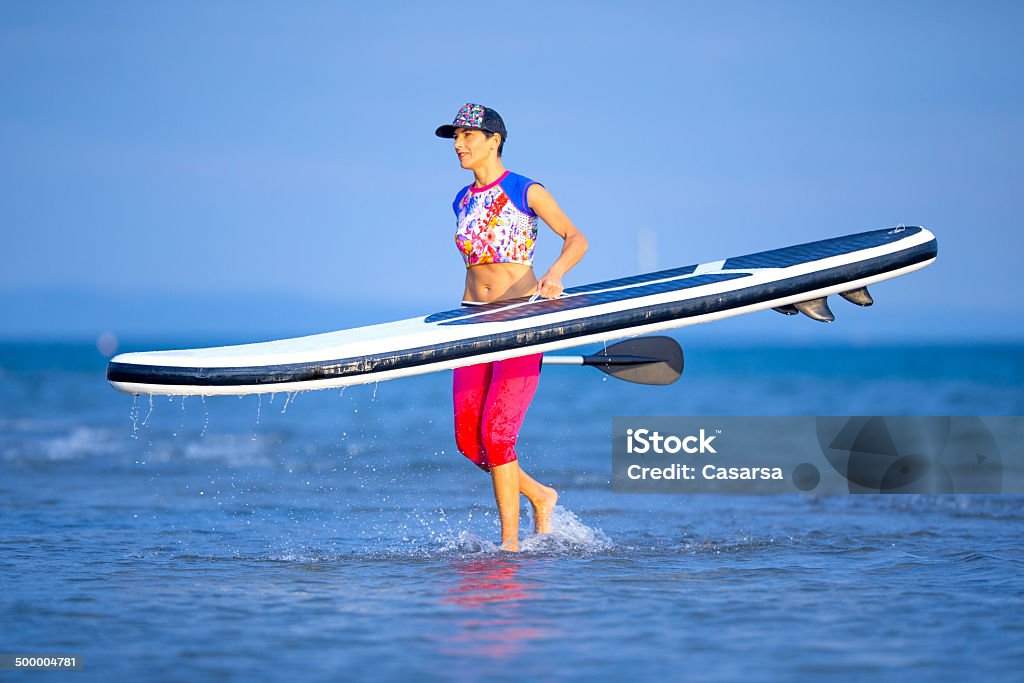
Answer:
453;352;543;471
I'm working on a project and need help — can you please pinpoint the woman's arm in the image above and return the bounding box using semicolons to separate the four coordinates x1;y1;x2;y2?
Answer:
528;184;588;298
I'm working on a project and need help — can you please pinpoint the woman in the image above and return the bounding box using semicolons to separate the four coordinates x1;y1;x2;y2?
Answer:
436;103;588;552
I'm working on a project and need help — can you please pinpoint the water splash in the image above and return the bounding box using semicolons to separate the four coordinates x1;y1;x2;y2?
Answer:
280;392;295;414
428;508;614;557
441;530;500;554
518;507;614;554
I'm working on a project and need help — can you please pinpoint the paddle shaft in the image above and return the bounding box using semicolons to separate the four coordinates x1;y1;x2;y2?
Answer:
542;354;661;366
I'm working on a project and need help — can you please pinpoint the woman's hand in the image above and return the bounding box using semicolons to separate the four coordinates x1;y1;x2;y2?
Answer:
534;273;564;299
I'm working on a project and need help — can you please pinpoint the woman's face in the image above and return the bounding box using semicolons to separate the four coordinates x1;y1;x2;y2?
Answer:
453;127;497;169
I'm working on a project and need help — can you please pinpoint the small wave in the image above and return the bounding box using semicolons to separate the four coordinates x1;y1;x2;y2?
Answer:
173;548;340;564
0;416;71;432
677;534;784;556
182;434;270;467
853;494;1024;521
41;427;120;461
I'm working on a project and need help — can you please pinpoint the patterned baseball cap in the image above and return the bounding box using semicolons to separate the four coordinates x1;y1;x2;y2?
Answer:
435;103;507;140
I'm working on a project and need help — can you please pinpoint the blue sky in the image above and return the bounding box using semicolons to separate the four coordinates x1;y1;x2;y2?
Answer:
1;1;1021;341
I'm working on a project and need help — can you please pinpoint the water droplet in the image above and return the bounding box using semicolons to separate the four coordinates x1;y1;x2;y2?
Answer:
141;395;154;428
129;394;140;438
200;395;209;437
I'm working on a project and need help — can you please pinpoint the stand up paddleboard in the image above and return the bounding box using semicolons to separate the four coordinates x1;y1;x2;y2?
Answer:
107;226;937;396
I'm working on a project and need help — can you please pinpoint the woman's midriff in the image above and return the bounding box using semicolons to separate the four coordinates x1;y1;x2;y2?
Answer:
463;263;538;303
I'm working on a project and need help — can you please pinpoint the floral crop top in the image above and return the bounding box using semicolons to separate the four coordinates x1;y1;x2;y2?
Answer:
453;170;542;267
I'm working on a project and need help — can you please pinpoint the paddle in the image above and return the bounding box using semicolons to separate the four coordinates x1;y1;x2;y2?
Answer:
542;336;683;385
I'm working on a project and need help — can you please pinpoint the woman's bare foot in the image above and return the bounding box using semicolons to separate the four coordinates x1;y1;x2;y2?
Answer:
532;486;558;535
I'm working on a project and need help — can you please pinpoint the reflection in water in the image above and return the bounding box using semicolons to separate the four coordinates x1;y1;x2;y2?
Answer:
440;557;557;659
445;558;531;606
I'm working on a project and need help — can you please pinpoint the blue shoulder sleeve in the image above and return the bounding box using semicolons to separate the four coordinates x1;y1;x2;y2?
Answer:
499;172;543;217
452;185;471;217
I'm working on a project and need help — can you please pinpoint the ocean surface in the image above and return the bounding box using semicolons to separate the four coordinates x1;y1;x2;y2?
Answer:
1;339;1023;681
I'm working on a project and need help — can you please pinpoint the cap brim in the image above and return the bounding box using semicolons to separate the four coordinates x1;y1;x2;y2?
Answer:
436;124;491;138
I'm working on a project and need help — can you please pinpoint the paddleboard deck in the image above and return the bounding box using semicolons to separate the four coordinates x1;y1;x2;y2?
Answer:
107;226;937;395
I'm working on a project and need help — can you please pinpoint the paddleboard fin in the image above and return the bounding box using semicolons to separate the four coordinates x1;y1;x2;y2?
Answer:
794;297;835;323
839;286;874;306
772;304;799;316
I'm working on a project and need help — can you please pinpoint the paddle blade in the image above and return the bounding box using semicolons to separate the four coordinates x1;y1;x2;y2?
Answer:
583;336;683;385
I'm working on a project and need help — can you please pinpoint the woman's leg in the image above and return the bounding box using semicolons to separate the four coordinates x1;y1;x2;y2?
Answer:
453;354;556;547
481;353;554;547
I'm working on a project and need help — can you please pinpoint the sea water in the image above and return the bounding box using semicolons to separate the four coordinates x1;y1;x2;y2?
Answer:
1;340;1022;681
